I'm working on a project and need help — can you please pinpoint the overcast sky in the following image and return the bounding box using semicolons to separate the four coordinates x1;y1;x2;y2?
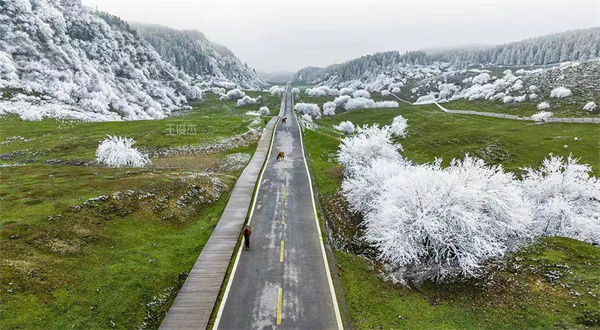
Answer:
82;0;600;72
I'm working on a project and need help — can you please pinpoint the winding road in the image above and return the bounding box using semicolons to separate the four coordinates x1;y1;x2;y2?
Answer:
214;85;343;329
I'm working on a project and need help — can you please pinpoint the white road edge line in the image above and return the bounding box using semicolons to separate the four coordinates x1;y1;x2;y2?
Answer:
292;89;344;329
212;113;281;329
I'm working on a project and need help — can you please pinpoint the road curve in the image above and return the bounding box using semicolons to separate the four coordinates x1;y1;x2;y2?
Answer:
214;85;342;329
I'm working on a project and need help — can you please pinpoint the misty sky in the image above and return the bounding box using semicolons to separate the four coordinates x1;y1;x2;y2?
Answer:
82;0;600;72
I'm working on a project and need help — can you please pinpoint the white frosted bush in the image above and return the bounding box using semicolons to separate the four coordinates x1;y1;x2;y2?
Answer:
96;135;150;167
583;101;597;111
294;102;321;118
344;97;375;110
269;85;285;96
333;121;355;134
531;111;553;122
259;106;270;116
550;87;572;99
389;115;407;137
334;95;351;107
522;155;600;244
226;89;246;100
323;101;336;116
19;110;42;121
301;113;313;122
339;87;354;96
472;73;490;85
415;94;436;104
236;95;258;106
537;102;550;110
306;87;327;97
291;87;300;94
361;155;531;280
353;90;371;99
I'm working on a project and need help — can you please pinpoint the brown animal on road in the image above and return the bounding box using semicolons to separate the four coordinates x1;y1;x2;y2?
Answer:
276;152;285;161
282;117;287;123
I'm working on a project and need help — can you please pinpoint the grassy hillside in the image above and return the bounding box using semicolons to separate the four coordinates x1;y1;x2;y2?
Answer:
0;92;279;328
301;102;600;328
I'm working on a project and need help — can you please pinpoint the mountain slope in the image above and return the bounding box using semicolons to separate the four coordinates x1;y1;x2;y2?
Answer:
0;0;201;121
133;23;265;90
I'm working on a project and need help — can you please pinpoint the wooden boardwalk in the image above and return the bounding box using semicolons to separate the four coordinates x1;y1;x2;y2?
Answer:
160;116;279;330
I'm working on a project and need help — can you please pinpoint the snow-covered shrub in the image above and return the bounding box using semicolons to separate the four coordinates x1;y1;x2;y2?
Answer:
502;96;514;104
226;89;246;100
340;87;354;96
344;97;375;110
19;110;42;121
375;101;399;108
511;80;524;91
353;90;371;99
537;102;550;110
323;101;336;116
337;124;403;178
291;87;300;94
472;73;490;85
333;121;355;134
236;95;258;106
529;93;539;100
306;87;327;97
269;85;285;96
294;102;321;118
259;106;270;116
301;114;313;122
391;87;401;94
532;111;553;122
583;101;597;111
514;95;526;103
360;155;531;280
550;87;572;99
334;95;351;107
522;155;600;244
389;115;407;138
415;94;436;104
95;135;150;167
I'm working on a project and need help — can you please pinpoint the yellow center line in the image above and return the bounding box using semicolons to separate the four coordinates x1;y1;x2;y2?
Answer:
277;288;283;325
280;240;284;262
281;210;285;224
282;185;287;203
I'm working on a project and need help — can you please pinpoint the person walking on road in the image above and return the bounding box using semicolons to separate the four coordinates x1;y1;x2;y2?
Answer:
243;225;252;251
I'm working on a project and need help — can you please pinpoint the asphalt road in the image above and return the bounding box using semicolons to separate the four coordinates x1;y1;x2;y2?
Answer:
215;85;342;329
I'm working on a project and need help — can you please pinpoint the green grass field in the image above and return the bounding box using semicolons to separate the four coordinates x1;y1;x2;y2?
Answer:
443;98;600;118
0;92;279;328
302;102;600;328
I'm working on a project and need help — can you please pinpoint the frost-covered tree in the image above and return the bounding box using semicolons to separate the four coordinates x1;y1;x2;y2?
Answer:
583;101;597;111
323;101;336;116
537;102;551;110
389;115;408;137
294;103;321;118
353;90;371;99
259;106;270;116
226;89;246;100
333;121;355;134
550;87;573;99
361;156;531;280
532;111;553;122
522;155;600;244
269;85;285;96
96;135;150;167
236;95;258;106
291;87;300;94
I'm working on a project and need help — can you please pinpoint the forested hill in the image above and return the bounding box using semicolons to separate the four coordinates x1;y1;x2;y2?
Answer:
133;23;266;90
293;51;429;84
432;27;600;68
293;27;600;84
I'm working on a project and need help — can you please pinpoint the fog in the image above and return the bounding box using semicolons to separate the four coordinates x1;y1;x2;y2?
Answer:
82;0;600;72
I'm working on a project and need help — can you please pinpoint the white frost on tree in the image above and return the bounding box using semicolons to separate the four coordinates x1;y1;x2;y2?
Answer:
522;155;600;244
537;102;550;110
236;95;258;106
294;102;321;118
291;87;300;94
583;101;597;111
352;90;371;99
259;106;270;116
333;121;355;134
550;87;572;99
389;115;408;137
323;101;336;116
531;111;553;122
226;89;246;100
96;135;150;167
